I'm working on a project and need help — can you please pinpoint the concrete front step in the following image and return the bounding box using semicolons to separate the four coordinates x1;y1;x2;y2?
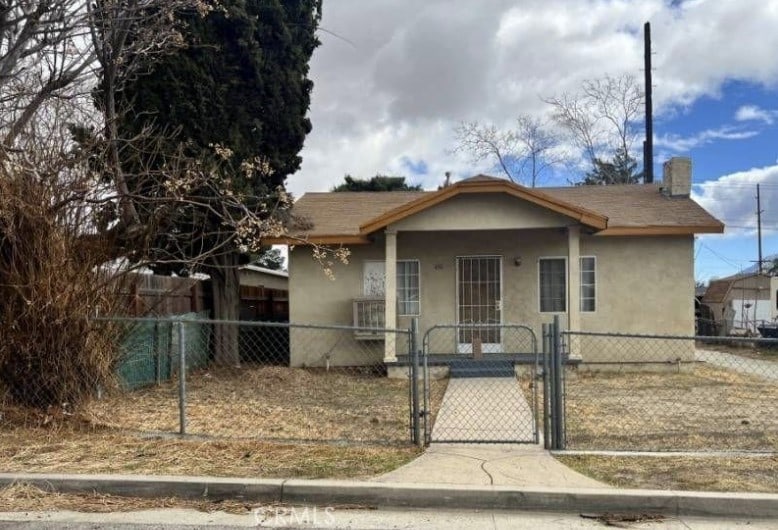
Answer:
448;360;515;378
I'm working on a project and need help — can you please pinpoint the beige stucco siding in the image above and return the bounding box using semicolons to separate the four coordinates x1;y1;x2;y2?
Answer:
289;231;695;366
390;193;573;232
579;236;694;336
288;242;385;367
577;235;695;364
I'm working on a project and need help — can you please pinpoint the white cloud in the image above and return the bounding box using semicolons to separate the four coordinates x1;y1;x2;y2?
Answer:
289;0;778;195
692;164;778;236
655;126;760;153
735;105;778;125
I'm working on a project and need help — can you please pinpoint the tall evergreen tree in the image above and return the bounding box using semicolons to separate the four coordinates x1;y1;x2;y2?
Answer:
331;174;422;192
116;0;321;362
579;147;642;185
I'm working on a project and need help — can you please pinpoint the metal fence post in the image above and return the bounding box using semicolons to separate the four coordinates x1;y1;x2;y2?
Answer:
542;323;551;450
552;315;565;450
178;321;187;436
410;318;422;447
422;330;431;446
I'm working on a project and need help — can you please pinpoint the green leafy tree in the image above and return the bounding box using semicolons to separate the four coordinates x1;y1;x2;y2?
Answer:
579;147;642;185
114;0;321;363
332;174;422;192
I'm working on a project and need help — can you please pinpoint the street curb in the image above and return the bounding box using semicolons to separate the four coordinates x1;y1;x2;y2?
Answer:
2;473;778;519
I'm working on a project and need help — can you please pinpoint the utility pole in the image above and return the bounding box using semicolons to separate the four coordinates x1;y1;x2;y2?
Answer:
643;21;654;184
757;183;763;274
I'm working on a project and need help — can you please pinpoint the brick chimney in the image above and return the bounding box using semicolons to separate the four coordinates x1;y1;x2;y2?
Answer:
662;157;692;197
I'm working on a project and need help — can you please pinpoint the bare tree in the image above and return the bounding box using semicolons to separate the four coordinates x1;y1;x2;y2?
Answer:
453;115;563;187
543;73;644;170
0;1;96;150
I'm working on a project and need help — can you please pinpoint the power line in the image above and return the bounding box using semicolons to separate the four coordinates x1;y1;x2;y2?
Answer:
692;184;778;190
698;242;747;268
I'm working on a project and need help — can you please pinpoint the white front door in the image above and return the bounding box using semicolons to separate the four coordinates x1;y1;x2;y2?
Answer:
456;256;502;353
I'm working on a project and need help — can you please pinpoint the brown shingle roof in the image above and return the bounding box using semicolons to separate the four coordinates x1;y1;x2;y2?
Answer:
290;191;429;236
540;184;720;230
702;279;734;304
280;176;723;244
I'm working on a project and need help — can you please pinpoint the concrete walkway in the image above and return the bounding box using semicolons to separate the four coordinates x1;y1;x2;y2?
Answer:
376;375;605;489
696;349;778;381
431;377;535;443
374;443;607;488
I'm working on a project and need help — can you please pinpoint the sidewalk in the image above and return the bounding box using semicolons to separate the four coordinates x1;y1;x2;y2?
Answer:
374;443;605;488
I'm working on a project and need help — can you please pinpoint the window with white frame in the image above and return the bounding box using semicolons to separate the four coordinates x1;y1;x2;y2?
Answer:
539;258;566;312
363;260;420;316
580;256;596;312
397;260;420;315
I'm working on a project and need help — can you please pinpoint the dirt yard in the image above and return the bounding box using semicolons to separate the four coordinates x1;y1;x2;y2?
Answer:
86;365;447;444
557;454;778;493
696;341;778;363
0;421;417;479
564;364;778;451
0;366;448;481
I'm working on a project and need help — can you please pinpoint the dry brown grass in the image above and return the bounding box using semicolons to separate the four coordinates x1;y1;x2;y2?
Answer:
86;366;446;444
0;483;377;514
0;366;446;481
0;424;418;479
697;342;778;362
565;364;778;451
0;483;298;514
557;455;778;493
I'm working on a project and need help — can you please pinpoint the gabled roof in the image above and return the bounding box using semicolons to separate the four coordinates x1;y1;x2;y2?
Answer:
271;175;724;245
359;175;608;234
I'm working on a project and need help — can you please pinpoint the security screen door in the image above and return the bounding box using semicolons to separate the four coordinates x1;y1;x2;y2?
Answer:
456;256;502;353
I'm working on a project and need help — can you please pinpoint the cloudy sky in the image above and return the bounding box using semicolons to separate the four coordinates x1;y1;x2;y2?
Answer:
290;0;778;281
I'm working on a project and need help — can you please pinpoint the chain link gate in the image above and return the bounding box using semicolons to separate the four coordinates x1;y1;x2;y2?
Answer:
419;323;540;444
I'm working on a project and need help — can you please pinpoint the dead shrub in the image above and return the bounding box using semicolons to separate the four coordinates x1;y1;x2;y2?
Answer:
0;162;124;411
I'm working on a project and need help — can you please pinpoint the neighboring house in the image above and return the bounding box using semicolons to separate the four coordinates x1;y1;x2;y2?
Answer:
240;265;289;291
238;265;289;321
269;157;724;368
702;272;778;335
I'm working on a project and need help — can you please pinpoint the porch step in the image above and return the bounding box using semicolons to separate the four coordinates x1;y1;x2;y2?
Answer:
448;360;515;378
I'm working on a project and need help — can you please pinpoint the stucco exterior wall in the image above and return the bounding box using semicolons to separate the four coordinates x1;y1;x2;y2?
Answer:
288;230;696;366
576;235;695;364
391;193;572;232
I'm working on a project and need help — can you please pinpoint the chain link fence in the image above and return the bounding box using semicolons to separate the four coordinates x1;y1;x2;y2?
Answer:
89;317;418;446
421;324;539;444
562;331;778;452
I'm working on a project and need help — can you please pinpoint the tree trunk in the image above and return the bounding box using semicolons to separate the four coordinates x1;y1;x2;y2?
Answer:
210;252;241;367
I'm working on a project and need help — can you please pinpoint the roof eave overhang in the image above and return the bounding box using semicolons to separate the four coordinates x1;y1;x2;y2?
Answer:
358;180;608;235
596;223;725;236
263;234;371;246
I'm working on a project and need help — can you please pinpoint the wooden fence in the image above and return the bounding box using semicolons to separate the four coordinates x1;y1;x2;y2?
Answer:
124;273;289;321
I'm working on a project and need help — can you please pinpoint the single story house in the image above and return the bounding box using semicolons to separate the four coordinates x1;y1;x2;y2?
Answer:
270;157;724;368
702;272;778;335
